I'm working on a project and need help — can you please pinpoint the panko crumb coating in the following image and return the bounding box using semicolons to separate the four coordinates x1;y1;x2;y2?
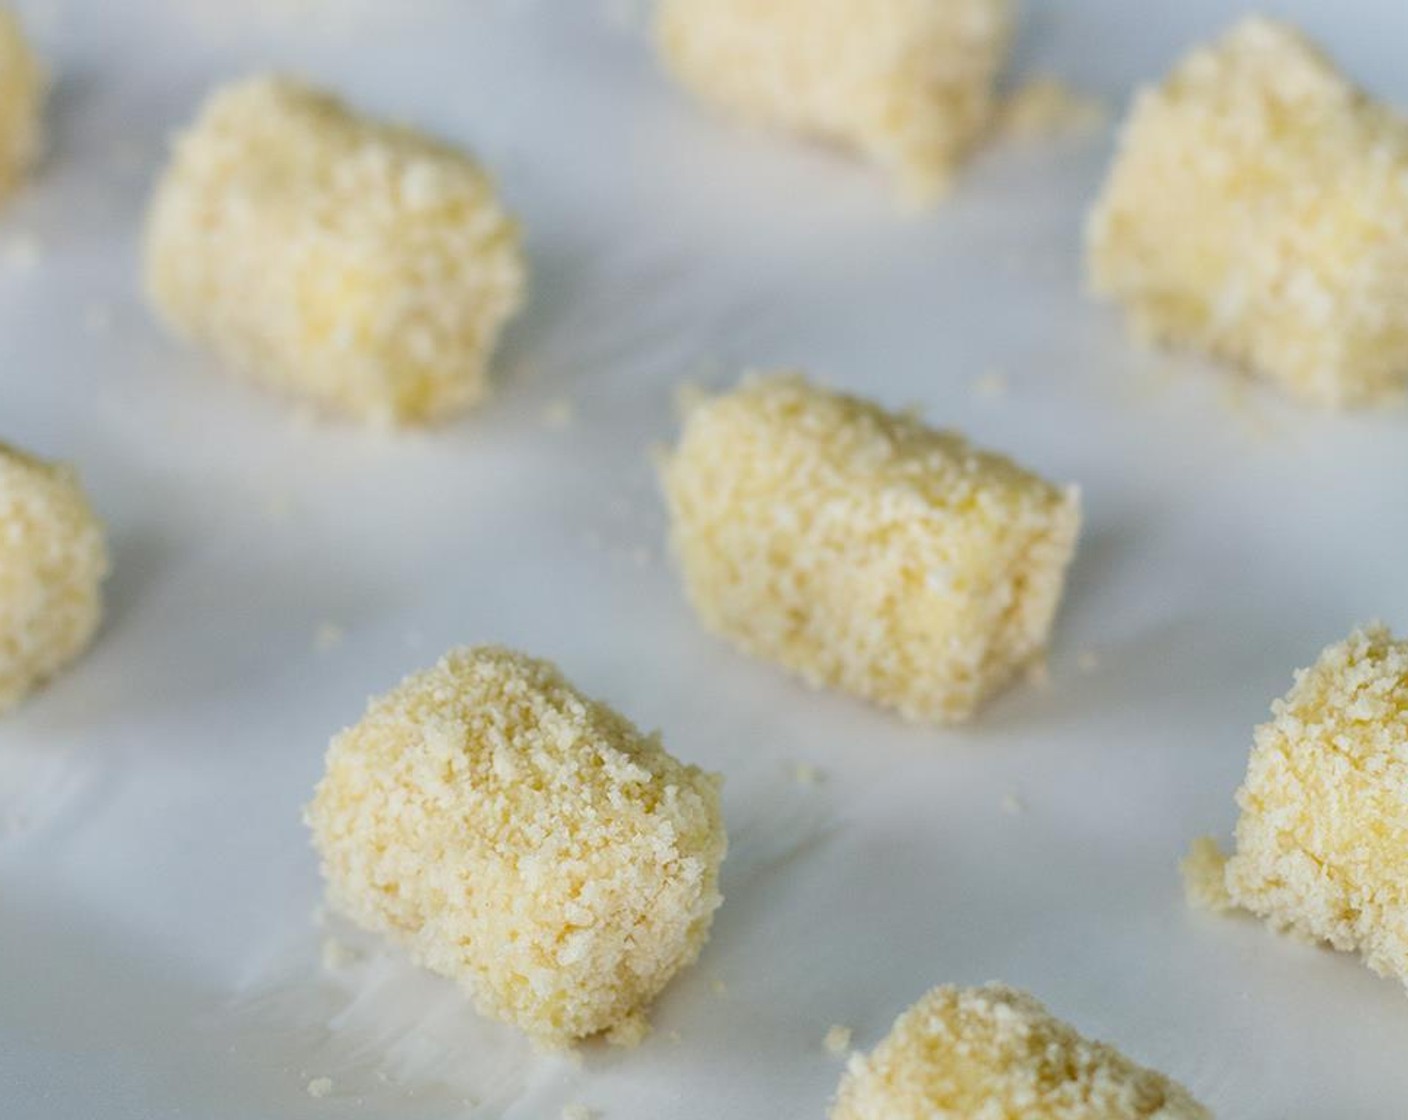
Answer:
0;443;107;713
306;646;726;1046
831;984;1209;1119
145;76;526;424
658;372;1079;723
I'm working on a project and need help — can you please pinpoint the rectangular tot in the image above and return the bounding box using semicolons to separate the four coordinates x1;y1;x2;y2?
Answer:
655;0;1014;203
306;646;725;1046
658;372;1080;724
144;76;526;425
0;8;43;201
1088;18;1408;407
1221;625;1408;987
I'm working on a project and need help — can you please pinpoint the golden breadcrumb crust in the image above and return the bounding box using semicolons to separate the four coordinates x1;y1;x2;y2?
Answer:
658;372;1080;724
0;443;108;713
831;984;1209;1119
145;75;526;425
655;0;1013;203
0;8;43;201
1089;18;1408;407
306;646;726;1046
1192;625;1408;987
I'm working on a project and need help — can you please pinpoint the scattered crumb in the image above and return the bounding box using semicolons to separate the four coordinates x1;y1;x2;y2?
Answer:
1076;649;1100;674
313;622;345;653
970;369;1008;400
306;1077;333;1099
604;1011;651;1049
790;761;825;786
562;1105;599;1120
542;397;575;430
999;78;1107;139
320;936;362;971
3;234;40;272
1181;836;1233;912
82;302;114;335
666;1029;683;1045
1001;793;1025;817
630;546;653;569
264;490;294;523
824;1024;853;1056
710;978;729;997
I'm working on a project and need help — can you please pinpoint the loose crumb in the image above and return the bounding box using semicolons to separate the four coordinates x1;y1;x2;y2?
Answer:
306;1077;333;1099
999;78;1107;139
1024;660;1052;692
313;622;345;653
824;1024;853;1056
3;234;40;272
562;1105;599;1120
710;978;728;997
264;491;294;523
790;761;825;786
1076;649;1100;674
542;397;575;430
970;369;1008;400
1000;793;1025;817
320;936;362;971
604;1010;651;1049
1180;837;1233;913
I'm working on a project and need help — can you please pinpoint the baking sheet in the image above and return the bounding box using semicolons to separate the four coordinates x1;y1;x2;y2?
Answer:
5;1;1408;1116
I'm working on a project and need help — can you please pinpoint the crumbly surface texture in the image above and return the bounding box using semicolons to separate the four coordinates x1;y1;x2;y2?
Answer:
831;984;1210;1119
305;646;726;1046
1088;17;1408;408
1217;624;1408;984
658;372;1080;724
0;444;108;714
145;75;526;425
0;8;43;201
655;0;1013;203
